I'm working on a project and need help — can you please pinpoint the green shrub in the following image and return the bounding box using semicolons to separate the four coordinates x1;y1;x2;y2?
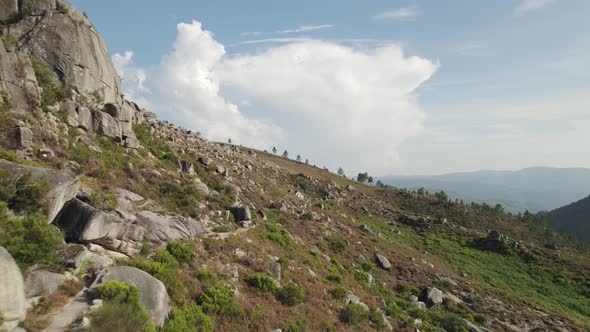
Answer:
0;170;49;214
97;280;141;304
329;238;348;253
0;202;61;266
368;309;386;328
434;313;469;332
262;223;293;247
193;268;218;283
162;302;213;332
247;273;278;294
326;267;342;283
127;258;166;279
167;241;195;263
153;249;179;268
339;304;369;324
329;286;347;300
280;319;308;332
197;284;244;320
90;302;156;332
276;282;303;306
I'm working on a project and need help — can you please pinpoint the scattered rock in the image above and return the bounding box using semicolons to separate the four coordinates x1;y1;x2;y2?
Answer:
419;287;443;306
268;261;281;281
375;253;392;270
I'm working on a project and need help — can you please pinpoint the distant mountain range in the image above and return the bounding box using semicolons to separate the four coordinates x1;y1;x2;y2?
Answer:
381;167;590;214
544;195;590;242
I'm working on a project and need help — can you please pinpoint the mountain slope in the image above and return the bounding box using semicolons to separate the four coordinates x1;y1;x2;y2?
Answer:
381;167;590;213
545;195;590;242
0;1;589;332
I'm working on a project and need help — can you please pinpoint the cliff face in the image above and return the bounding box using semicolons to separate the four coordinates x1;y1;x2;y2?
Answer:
1;0;122;106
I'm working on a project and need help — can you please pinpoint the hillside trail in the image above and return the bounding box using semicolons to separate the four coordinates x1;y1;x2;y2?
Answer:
44;289;89;332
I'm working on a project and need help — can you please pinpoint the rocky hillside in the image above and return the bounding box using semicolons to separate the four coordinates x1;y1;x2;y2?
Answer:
0;1;589;332
544;195;590;243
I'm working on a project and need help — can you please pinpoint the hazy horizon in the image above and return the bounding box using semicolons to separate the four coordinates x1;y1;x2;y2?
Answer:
70;0;590;176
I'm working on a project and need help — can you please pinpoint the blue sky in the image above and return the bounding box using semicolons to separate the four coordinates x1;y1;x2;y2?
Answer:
70;0;589;175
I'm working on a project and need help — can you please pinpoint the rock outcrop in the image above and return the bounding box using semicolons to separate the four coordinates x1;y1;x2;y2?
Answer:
6;0;123;105
92;266;170;327
54;198;145;256
0;158;80;222
24;269;68;297
0;246;26;332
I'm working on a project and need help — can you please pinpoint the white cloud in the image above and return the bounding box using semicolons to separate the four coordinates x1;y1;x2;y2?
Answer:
114;21;436;175
374;7;418;21
276;24;334;34
514;0;556;16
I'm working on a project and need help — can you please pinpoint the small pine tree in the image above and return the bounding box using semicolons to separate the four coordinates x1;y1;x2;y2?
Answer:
357;172;369;183
305;159;309;165
337;167;344;176
296;155;301;162
228;138;232;144
368;176;374;184
282;150;289;158
272;147;277;154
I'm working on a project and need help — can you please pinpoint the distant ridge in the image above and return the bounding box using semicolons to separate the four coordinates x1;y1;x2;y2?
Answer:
381;167;590;213
544;195;590;242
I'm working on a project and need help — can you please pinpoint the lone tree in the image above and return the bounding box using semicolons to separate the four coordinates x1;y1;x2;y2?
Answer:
305;159;309;165
282;150;289;158
228;138;232;144
296;155;301;162
368;176;374;184
272;146;277;154
337;167;344;176
357;172;369;183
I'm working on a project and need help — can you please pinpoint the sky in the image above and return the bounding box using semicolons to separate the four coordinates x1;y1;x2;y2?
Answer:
70;0;590;176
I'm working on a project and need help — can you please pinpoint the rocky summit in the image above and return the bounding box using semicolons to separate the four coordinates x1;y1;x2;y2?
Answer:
0;1;589;332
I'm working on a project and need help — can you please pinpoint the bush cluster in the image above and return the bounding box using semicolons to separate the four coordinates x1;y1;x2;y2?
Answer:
167;241;195;263
339;304;369;324
247;273;278;294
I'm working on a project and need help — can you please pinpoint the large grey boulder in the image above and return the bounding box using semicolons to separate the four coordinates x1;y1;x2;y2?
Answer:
93;266;170;327
134;210;208;242
0;247;26;331
0;0;18;22
77;106;93;131
0;158;80;222
93;111;121;140
12;126;33;149
24;270;67;297
54;199;145;256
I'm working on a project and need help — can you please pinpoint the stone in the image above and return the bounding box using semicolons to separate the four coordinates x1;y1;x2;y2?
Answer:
198;157;211;166
221;264;239;282
62;100;79;127
92;266;170;327
268;262;281;281
123;136;140;149
0;247;26;332
103;103;120;118
231;206;252;224
178;160;195;174
24;270;67;297
134;210;208;243
374;253;392;270
194;178;210;195
54;199;145;256
0;158;80;223
345;293;360;305
295;191;305;200
77;106;93;131
23;0;57;15
419;287;443;306
417;301;427;310
72;246;113;272
12;126;33;149
0;0;18;22
93;111;121;139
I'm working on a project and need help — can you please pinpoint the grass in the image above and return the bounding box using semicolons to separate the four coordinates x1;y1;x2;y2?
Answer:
423;236;590;326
